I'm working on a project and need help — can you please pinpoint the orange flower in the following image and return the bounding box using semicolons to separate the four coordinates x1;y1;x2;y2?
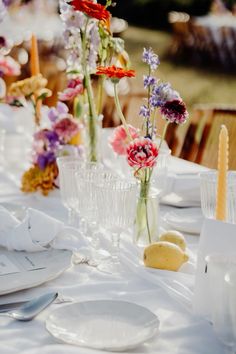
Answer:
71;0;110;21
96;65;136;79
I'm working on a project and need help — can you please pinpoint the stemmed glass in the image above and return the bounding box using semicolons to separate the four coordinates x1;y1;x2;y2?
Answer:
56;156;84;226
95;180;137;274
75;168;117;244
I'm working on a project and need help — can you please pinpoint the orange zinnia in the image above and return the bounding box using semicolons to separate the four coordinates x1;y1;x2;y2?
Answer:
71;0;110;21
96;66;136;79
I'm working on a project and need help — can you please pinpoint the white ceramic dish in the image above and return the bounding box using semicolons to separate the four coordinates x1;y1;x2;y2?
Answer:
163;207;204;234
0;249;72;295
46;300;160;352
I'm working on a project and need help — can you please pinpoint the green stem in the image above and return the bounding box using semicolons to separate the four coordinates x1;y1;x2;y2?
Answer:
114;83;132;140
140;176;152;244
82;19;98;162
97;75;104;115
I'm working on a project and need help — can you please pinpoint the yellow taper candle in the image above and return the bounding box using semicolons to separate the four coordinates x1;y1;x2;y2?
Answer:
215;125;229;221
30;34;40;76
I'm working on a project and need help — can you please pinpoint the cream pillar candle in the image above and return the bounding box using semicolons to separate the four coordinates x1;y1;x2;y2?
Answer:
215;125;229;221
30;34;40;76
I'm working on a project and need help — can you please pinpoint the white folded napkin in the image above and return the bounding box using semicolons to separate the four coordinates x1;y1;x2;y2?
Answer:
162;173;201;207
0;207;88;252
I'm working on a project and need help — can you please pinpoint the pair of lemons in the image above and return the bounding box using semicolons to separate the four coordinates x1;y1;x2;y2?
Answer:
143;231;189;271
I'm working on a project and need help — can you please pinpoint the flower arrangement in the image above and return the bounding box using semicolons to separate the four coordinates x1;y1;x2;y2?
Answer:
8;74;51;126
59;0;130;161
97;48;189;244
21;101;84;195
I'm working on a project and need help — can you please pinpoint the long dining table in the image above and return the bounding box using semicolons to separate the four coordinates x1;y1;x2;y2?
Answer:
0;134;226;354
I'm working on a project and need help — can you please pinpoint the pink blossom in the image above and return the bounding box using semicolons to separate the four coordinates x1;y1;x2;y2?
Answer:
58;78;83;101
109;124;139;155
126;137;158;169
0;56;20;76
53;117;79;143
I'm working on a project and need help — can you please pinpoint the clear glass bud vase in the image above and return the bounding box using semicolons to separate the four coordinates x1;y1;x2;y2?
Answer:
134;181;160;246
85;114;103;162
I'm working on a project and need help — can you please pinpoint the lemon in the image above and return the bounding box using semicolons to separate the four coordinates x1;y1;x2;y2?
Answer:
159;230;186;251
143;241;189;271
69;132;83;146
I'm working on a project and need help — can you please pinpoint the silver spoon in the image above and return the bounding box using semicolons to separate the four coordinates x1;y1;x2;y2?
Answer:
0;292;58;321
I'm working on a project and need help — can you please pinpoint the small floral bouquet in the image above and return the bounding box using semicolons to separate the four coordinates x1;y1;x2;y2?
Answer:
8;74;51;126
21;101;83;195
59;0;130;162
97;48;189;245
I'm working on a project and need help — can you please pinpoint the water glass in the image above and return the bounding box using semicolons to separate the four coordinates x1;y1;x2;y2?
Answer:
75;169;116;240
152;148;171;197
95;180;137;274
200;171;236;223
205;253;236;348
0;129;5;168
225;269;236;351
57;156;84;226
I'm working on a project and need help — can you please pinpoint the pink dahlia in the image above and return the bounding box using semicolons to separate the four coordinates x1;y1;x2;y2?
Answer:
0;56;20;77
53;117;79;144
109;124;139;155
58;78;83;101
127;137;158;169
160;99;188;124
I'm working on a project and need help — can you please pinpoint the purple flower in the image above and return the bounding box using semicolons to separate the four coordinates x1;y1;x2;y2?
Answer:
44;131;59;148
37;151;56;170
160;99;189;124
48;107;58;122
142;48;160;71
143;75;157;89
139;104;150;118
150;82;180;108
48;102;68;122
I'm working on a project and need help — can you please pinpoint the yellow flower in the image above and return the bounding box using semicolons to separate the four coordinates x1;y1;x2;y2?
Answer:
21;163;58;196
69;131;83;146
9;74;48;98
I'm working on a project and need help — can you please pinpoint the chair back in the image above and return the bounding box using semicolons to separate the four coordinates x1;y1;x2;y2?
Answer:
180;105;236;169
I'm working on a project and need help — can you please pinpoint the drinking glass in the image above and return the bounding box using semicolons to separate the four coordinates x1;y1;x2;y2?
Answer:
75;169;116;243
225;269;236;353
152;148;171;197
200;171;236;223
57;156;84;226
95;180;137;274
0;129;5;169
205;253;236;350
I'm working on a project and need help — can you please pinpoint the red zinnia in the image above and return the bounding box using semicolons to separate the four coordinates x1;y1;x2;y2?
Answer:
71;0;110;21
96;65;136;79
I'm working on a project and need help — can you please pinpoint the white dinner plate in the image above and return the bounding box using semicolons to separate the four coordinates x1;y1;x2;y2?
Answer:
163;207;204;234
0;249;72;295
46;300;160;352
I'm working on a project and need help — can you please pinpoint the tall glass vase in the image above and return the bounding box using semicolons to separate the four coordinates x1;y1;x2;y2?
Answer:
134;180;160;246
85;114;103;162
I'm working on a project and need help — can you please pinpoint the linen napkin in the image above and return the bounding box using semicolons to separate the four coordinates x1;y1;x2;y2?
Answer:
0;206;88;252
162;173;201;207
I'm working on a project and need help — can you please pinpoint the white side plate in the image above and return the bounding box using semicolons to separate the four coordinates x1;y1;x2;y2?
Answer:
0;248;72;295
46;300;160;352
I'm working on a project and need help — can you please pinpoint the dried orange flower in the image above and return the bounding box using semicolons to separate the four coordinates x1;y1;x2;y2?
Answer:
21;162;58;196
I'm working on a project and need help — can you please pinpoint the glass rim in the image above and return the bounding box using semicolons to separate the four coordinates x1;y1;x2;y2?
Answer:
205;253;236;266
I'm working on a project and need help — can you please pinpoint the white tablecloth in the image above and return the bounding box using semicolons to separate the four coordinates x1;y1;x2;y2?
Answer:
0;150;226;354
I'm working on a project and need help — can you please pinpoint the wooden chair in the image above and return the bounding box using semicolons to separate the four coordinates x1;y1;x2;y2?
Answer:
168;11;193;56
180;105;236;169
